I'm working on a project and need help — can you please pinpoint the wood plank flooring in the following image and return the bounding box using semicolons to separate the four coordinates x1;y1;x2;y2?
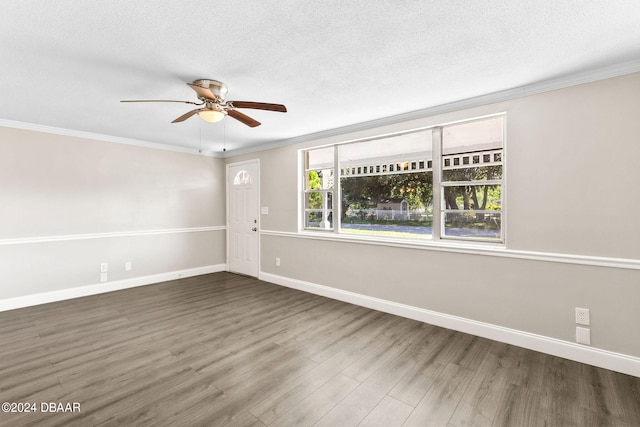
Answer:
0;272;639;426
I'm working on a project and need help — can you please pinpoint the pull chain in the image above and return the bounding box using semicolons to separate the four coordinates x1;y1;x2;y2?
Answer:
199;121;203;154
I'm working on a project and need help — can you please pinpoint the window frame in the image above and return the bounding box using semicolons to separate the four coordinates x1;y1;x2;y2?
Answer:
300;113;506;246
302;146;336;231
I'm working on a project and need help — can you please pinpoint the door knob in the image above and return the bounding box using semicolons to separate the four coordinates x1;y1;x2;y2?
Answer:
252;227;257;232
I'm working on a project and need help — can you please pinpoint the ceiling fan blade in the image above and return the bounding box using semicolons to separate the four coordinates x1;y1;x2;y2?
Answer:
171;108;202;123
231;101;287;112
187;83;218;100
227;109;261;127
121;99;201;105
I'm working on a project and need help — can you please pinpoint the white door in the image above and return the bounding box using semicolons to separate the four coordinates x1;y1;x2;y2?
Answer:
227;160;259;277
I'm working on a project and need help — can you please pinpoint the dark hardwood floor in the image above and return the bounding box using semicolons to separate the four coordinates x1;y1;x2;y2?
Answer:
1;272;639;426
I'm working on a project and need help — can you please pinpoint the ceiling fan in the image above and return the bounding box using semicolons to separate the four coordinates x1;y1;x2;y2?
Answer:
121;79;287;127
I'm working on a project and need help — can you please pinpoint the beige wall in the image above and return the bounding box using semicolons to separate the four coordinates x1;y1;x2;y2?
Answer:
230;72;640;358
0;127;227;298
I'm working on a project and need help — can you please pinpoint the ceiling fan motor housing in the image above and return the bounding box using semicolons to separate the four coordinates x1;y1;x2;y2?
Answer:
193;79;228;101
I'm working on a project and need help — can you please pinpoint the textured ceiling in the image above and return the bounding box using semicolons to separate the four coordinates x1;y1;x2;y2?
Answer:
1;1;640;156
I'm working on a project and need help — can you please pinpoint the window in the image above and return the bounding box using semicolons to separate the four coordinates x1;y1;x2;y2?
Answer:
441;116;503;241
233;170;252;185
303;147;334;230
340;130;433;238
301;114;504;244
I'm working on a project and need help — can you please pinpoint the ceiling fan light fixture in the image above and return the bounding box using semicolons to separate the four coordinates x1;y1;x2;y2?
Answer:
198;109;226;123
121;79;286;126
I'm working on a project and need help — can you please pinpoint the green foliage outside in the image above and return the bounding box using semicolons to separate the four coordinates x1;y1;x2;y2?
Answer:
307;170;323;209
341;218;433;226
339;165;502;231
444;213;501;230
443;166;502;211
340;172;433;217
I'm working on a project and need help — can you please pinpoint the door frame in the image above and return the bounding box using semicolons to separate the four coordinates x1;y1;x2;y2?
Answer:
226;158;260;277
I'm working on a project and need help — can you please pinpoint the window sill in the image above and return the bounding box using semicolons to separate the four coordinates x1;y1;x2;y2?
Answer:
275;228;506;253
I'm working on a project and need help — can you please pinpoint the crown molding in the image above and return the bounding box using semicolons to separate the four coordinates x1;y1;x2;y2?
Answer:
0;119;223;158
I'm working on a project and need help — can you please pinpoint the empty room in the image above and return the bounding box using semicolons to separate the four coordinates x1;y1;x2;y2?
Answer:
1;1;640;426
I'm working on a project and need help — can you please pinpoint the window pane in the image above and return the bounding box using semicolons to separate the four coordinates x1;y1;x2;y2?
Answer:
306;169;334;190
338;130;433;239
304;189;333;230
305;210;333;230
233;170;252;185
441;115;504;243
340;172;433;238
443;211;501;240
443;185;501;211
304;191;332;210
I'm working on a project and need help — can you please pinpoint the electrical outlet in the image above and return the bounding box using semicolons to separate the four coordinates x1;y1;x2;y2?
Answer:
576;326;591;345
125;261;132;271
100;272;108;283
100;262;108;273
575;307;590;325
275;257;281;267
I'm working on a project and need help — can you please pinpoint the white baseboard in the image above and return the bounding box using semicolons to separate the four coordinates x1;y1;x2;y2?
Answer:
0;264;227;312
259;271;640;378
